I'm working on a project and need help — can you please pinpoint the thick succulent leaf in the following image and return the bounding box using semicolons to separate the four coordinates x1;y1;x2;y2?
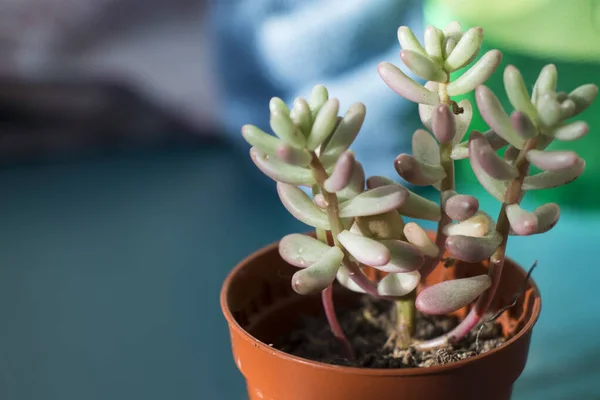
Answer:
400;50;448;83
276;144;311;166
355;211;405;241
339;185;408;218
560;99;577;119
250;148;315;185
532;203;560;234
279;234;331;268
290;97;312;136
424;25;443;63
403;222;439;257
446;232;503;263
511;111;538;139
291;246;343;295
469;130;518;180
270;110;306;148
450;144;469;160
336;266;366;293
532;64;557;104
503;146;520;163
526;150;578;171
309;85;329;117
324;151;355;193
446;50;502;96
242;125;281;156
444;27;483;72
453;129;508;160
453;99;473;144
569;84;598;115
432;104;456;143
395;154;446;186
506;204;538;236
442;211;494;237
536;92;562;128
416;275;492;315
549;121;589;141
277;182;330;229
338;230;391;267
468;133;509;201
336;160;365;202
442;191;479;221
397;26;427;56
378;62;440;105
504;65;537;121
476;86;525;149
412;129;440;164
378;271;421;297
366;176;441;221
313;193;328;209
523;157;585;190
307;98;340;150
269;97;290;115
320;103;366;165
377;240;424;273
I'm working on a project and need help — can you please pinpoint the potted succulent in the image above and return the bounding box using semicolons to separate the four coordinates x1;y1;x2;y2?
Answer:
220;21;597;400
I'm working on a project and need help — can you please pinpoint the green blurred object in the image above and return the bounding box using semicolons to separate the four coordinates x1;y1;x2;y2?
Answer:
425;0;600;209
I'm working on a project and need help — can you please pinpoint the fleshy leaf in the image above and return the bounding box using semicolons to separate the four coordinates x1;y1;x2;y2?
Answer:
242;125;281;156
453;99;473;144
506;204;538;236
270;110;306;148
503;146;520;163
276;144;311;166
250;148;315;185
338;230;391;267
355;211;405;241
320;103;366;165
324;151;355;193
400;50;448;82
336;266;366;294
476;86;525;149
432;104;456;143
532;203;560;234
504;65;537;120
291;246;343;295
468;132;509;201
397;26;427;56
444;27;483;72
307;98;340;150
532;64;557;104
569;84;598;115
526;150;578;171
336;160;365;202
536;92;561;128
279;234;331;268
424;25;443;63
395;154;446;186
416;275;492;315
378;62;440;105
511;111;538;139
469;130;518;180
442;191;479;221
313;193;328;209
277;182;330;229
378;271;421;297
339;185;408;218
403;222;439;257
269;97;290;115
290;97;312;136
412;129;440;164
549;121;589;141
446;50;502;96
452;129;508;160
366;175;441;221
446;232;503;263
377;240;424;273
309;85;329;118
522;158;585;190
560;99;577;119
442;211;494;237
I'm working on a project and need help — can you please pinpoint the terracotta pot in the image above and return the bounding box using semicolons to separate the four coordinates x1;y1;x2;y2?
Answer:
221;236;541;400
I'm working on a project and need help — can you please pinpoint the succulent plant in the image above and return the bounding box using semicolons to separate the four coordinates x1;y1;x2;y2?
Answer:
242;21;597;357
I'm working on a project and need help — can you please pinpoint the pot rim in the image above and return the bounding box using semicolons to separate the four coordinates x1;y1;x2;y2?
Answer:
220;237;542;376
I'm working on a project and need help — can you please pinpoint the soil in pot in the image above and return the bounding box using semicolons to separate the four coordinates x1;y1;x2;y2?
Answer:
276;295;506;369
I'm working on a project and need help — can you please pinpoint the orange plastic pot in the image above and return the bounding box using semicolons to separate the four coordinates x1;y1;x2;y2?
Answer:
221;236;541;400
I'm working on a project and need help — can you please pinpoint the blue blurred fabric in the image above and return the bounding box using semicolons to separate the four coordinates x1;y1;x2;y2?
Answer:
209;0;424;179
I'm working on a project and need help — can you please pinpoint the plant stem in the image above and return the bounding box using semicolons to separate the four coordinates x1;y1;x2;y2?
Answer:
322;285;355;359
393;290;416;349
415;136;539;350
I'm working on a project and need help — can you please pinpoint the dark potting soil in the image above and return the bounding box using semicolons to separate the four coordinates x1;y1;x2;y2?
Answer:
276;296;507;368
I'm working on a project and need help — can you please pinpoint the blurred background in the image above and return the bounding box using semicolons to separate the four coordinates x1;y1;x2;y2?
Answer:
0;0;599;399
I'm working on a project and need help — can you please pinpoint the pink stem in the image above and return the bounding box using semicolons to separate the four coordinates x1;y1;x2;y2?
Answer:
322;285;355;359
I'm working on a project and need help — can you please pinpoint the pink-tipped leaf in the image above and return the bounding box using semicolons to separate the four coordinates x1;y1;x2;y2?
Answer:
506;204;538;235
378;271;421;297
416;275;492;315
446;50;502;96
476;85;525;149
250;148;315;186
377;240;424;273
336;160;365;202
276;143;311;166
569;84;598;114
395;154;446;186
277;182;330;229
338;185;408;218
549;121;589;141
242;125;281;156
523;157;585;190
504;65;537;120
526;150;579;171
291;246;343;295
432;104;456;143
469;130;518;180
511;111;537;140
324;151;355;193
400;50;448;82
378;62;440;105
279;234;331;268
337;230;391;267
446;232;503;263
403;222;439;257
320;103;366;165
468;132;509;201
442;191;479;221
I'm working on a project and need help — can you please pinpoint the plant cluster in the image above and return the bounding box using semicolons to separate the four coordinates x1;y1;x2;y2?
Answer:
241;21;597;357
